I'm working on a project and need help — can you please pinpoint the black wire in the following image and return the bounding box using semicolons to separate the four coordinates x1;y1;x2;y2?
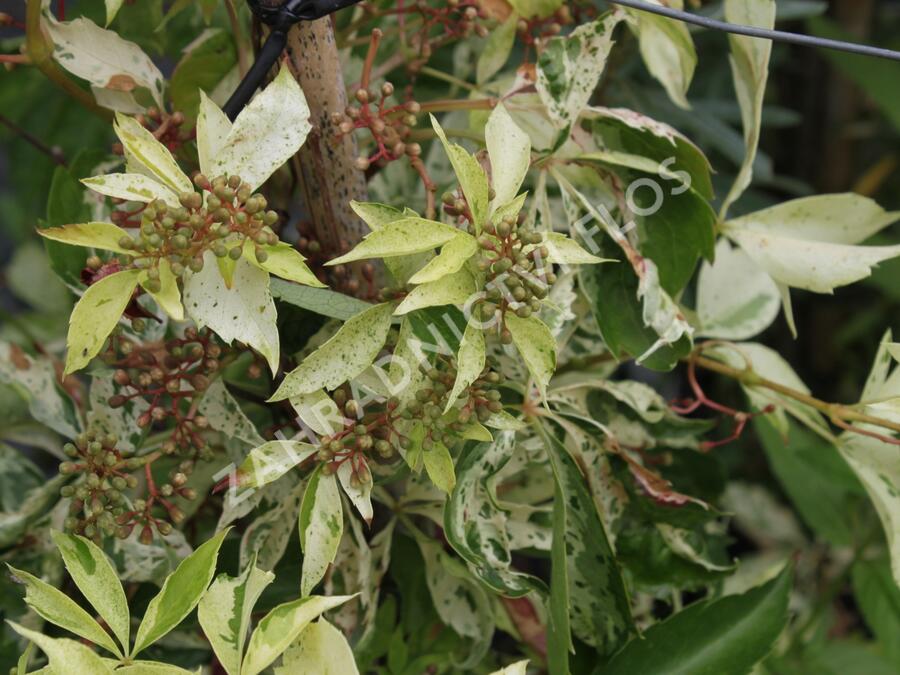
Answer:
606;0;900;62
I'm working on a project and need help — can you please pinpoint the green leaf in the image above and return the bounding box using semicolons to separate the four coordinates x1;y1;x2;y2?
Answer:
269;302;395;400
44;166;92;284
53;538;118;611
604;567;792;675
536;13;624;132
241;595;355;675
430;115;490;229
6;622;113;675
697;239;780;341
504;314;557;401
6;565;123;657
544;430;635;660
46;17;165;109
115;114;193;194
507;0;561;19
105;0;124;25
852;558;900;667
407;233;478;285
720;0;776;219
477;13;517;84
142;258;184;321
587;107;713;200
38;222;135;256
327;216;461;267
209;65;311;191
198;558;275;675
275;619;360;675
132;528;230;656
82;173;179;207
444;434;546;597
395;268;476;315
626;0;697;109
445;320;486;413
423;442;456;493
579;248;690;372
65;268;141;373
299;468;344;597
485;103;531;209
171;33;237;125
252;242;325;288
271;278;372;320
236;441;318;489
114;663;200;675
183;253;280;375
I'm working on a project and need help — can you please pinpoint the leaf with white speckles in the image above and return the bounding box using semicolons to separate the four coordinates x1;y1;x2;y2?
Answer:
486;103;531;209
209;65;311;191
114;114;193;194
198;378;265;447
431;115;490;229
395;268;476;315
269;302;395;400
141;259;184;321
337;458;374;524
407;233;478;285
445;320;486;413
327;217;461;267
82;173;180;207
46;17;165;109
444;433;546;596
536;13;625;132
39;222;136;256
299;468;344;597
237;441;317;490
542;232;611;265
66;268;142;375
505;314;557;401
183;252;280;375
197;91;232;178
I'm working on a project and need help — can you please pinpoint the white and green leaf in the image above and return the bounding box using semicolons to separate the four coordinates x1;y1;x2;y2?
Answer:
299;468;344;597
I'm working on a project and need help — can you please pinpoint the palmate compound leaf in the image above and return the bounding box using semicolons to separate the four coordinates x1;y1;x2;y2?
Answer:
207;65;312;191
269;302;396;401
50;531;130;654
299;467;344;597
132;528;230;656
65;268;142;375
240;595;355;675
536;12;625;133
604;566;792;675
197;557;275;675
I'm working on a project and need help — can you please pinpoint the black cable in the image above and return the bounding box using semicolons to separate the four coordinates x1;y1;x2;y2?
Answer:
606;0;900;63
223;0;364;120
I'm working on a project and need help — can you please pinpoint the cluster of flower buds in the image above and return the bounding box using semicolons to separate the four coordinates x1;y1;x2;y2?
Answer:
332;82;423;170
113;174;280;279
112;107;192;155
118;457;197;545
409;0;490;62
59;431;139;542
401;354;506;445
517;5;575;49
103;327;224;461
475;214;557;341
